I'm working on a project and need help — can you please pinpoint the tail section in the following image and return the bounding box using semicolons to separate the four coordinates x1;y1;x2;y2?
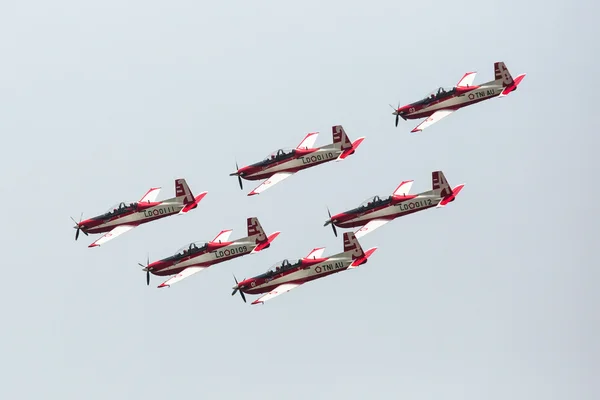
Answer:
432;171;452;197
247;217;267;242
332;125;365;161
176;179;208;214
436;184;465;208
494;62;514;87
332;125;353;151
248;217;280;253
343;232;365;260
175;179;195;205
495;61;526;97
343;232;378;268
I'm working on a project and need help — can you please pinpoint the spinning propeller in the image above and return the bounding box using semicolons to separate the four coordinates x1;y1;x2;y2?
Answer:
389;103;401;127
231;161;243;190
70;213;88;240
324;207;338;237
231;274;246;303
138;254;151;286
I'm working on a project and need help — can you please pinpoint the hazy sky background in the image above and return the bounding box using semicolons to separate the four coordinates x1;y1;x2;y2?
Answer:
1;1;597;399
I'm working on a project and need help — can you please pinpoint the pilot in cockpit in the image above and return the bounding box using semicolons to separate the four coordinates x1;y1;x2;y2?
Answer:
438;87;446;96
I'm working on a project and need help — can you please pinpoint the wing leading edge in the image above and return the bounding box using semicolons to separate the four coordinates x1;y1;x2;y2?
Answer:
247;172;295;196
411;109;455;133
251;282;302;304
88;225;136;247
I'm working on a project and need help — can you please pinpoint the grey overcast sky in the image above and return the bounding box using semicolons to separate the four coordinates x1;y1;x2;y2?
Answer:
0;0;597;399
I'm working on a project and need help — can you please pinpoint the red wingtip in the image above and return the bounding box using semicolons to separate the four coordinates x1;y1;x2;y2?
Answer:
157;283;169;288
88;243;98;248
247;192;258;197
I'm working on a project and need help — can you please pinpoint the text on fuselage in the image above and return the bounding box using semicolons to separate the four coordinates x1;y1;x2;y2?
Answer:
143;206;177;218
314;261;345;274
215;245;248;259
469;89;495;100
301;152;335;165
397;198;433;211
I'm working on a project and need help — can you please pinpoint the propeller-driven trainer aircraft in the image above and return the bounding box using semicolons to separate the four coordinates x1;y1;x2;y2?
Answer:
324;171;464;238
230;232;376;304
71;179;207;248
140;217;280;288
391;61;526;132
230;125;364;196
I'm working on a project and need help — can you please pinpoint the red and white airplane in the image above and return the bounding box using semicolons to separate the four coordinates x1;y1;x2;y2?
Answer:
139;217;280;288
392;61;526;132
324;171;464;238
230;125;364;196
71;179;207;248
230;232;377;304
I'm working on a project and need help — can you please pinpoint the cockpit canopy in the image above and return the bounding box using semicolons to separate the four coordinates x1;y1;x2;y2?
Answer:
100;201;137;218
262;258;301;275
173;241;208;257
105;201;137;213
417;86;456;103
263;148;296;161
348;195;392;213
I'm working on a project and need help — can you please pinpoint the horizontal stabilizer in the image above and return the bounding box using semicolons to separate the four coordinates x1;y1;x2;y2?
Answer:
251;231;281;253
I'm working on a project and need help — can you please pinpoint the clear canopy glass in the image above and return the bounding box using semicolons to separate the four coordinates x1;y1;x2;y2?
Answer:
173;241;208;256
264;258;301;274
263;148;295;161
104;201;137;214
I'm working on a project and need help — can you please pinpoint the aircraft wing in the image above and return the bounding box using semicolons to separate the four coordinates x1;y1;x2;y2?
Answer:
139;187;161;203
305;247;326;259
157;266;207;288
392;180;414;196
88;224;136;247
296;132;319;149
251;282;302;305
411;109;455;133
456;71;477;88
354;219;391;239
212;229;233;243
247;172;294;196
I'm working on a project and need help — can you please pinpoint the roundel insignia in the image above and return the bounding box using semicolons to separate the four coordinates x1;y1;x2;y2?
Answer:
315;266;322;273
468;93;475;100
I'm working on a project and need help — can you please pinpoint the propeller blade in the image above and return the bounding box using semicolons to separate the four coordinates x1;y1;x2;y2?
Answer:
232;274;246;302
146;270;150;286
235;162;243;190
395;114;399;127
71;213;84;241
327;208;338;237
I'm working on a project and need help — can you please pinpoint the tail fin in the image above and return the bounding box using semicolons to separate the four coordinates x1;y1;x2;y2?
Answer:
332;125;353;151
247;217;267;242
175;179;195;205
432;171;453;197
494;62;514;87
343;232;365;260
